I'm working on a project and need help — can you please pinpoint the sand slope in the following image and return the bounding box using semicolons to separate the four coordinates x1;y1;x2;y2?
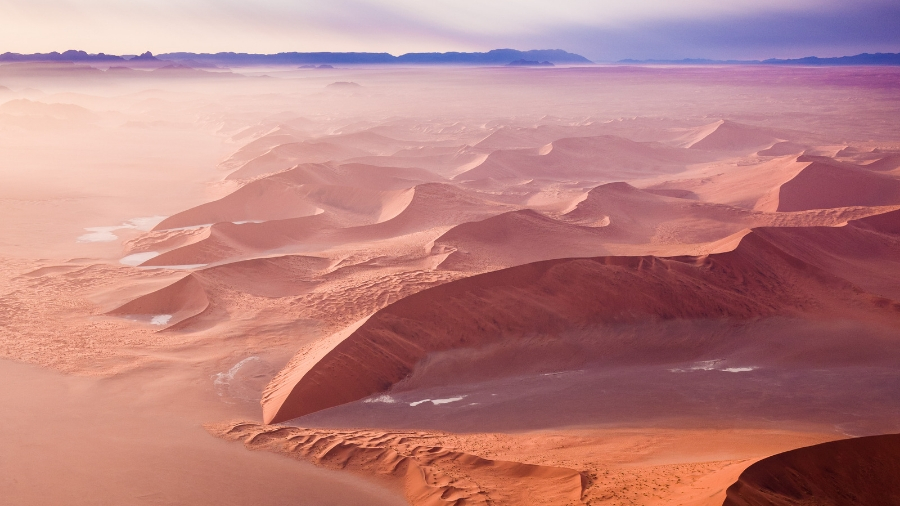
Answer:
685;120;781;152
776;157;900;212
214;422;584;506
457;136;708;182
263;210;900;423
723;433;900;506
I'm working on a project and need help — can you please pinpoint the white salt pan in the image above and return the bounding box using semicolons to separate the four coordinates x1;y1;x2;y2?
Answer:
409;396;465;407
150;314;172;325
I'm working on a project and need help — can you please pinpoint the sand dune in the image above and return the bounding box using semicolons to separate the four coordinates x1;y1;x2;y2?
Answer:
141;213;339;266
213;422;584;506
457;135;708;182
776;156;900;211
643;154;809;211
263;211;900;422
685;120;782;152
864;153;900;172
142;182;512;267
226;141;371;180
107;274;209;326
724;433;900;506
195;255;332;298
434;209;613;271
154;163;423;231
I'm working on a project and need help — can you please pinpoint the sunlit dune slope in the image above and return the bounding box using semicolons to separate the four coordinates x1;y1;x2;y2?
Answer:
263;208;900;423
154;163;420;230
777;157;900;211
456;135;709;182
684;120;782;152
142;183;511;266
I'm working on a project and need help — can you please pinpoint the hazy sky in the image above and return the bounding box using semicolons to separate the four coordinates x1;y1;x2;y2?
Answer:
1;0;898;61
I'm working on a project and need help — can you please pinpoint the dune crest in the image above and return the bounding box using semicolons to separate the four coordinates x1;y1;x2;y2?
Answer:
211;422;585;506
262;209;900;423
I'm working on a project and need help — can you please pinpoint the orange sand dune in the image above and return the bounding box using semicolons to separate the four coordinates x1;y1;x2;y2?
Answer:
219;127;306;171
214;422;584;506
457;135;710;182
757;141;807;157
863;152;900;172
434;182;895;271
434;209;614;271
776;156;900;212
154;165;418;231
642;154;809;211
724;433;900;506
141;213;340;266
108;274;209;325
684;120;782;152
263;211;900;423
226;140;371;180
195;254;332;298
142;183;512;266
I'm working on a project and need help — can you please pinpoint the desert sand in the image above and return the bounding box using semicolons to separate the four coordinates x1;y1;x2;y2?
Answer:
1;63;899;504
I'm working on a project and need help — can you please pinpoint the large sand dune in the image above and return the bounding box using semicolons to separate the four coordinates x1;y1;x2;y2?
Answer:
724;433;900;506
457;135;709;182
777;157;900;211
262;209;900;423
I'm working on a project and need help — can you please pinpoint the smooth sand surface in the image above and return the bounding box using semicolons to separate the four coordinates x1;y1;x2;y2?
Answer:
0;359;405;506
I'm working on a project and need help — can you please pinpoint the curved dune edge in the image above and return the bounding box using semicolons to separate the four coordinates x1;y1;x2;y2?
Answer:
106;274;209;326
262;209;900;424
723;433;900;506
776;157;900;212
208;422;585;506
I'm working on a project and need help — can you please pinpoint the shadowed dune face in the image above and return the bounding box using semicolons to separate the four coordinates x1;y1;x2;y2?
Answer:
723;433;900;506
777;158;900;212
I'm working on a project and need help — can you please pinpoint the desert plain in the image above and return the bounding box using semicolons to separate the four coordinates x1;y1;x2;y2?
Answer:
1;62;899;505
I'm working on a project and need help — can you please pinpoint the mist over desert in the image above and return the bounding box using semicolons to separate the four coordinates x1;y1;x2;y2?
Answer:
2;52;900;506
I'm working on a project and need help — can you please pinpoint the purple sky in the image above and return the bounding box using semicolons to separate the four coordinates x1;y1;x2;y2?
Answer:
0;0;898;60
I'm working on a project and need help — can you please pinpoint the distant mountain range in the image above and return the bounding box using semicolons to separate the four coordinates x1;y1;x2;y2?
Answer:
4;50;900;67
617;52;900;66
0;49;592;66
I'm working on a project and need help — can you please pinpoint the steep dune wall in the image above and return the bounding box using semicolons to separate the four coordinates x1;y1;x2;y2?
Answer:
776;159;900;212
723;434;900;506
263;216;900;423
107;274;209;325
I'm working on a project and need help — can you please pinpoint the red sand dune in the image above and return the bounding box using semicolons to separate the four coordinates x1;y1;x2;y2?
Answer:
685;120;782;152
195;254;332;298
155;163;425;231
776;157;900;212
757;141;806;157
214;423;585;506
749;209;900;300
141;213;339;266
723;433;900;506
863;153;900;172
226;141;370;180
434;209;613;271
345;147;487;178
107;274;209;325
456;135;709;182
262;209;900;423
143;183;511;266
